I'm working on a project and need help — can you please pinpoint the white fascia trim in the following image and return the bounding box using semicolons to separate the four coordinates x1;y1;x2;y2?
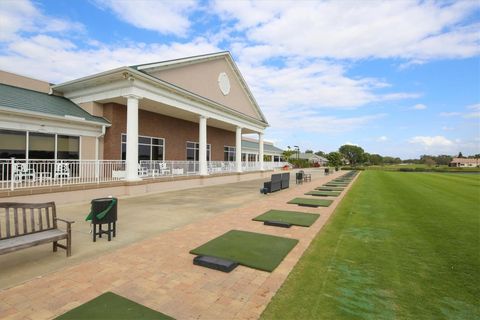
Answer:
0;106;109;127
65;78;267;133
136;52;229;71
223;57;268;123
0;112;105;137
52;66;128;90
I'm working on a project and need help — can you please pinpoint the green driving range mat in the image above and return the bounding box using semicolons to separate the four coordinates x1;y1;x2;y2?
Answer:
305;190;341;197
288;198;333;207
316;186;344;191
253;210;320;227
324;183;348;187
55;292;174;320
190;230;298;272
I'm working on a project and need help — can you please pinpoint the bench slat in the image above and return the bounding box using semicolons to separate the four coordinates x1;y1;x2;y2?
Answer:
45;206;51;229
30;208;35;232
5;208;10;238
22;208;27;234
13;208;19;236
38;208;43;231
0;229;67;255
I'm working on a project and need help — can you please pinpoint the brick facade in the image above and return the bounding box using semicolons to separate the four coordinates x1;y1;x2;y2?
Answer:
102;103;235;161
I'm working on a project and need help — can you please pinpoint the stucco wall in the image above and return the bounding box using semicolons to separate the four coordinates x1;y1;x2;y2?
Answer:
0;70;51;94
102;103;235;161
149;58;261;120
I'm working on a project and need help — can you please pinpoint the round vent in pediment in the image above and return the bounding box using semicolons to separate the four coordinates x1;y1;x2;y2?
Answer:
218;72;230;95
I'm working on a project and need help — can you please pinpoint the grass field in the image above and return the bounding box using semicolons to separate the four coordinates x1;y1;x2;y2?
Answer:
262;171;480;319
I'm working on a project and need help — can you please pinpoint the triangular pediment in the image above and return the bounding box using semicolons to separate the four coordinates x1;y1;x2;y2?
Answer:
135;53;266;123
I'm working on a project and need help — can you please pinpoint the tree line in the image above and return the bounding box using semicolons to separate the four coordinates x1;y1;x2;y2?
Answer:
310;145;478;168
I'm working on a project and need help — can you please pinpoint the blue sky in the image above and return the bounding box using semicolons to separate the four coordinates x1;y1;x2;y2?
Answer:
0;0;479;158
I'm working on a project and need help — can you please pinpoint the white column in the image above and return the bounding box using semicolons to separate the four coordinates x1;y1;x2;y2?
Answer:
199;115;208;176
259;132;264;171
125;95;141;181
235;127;242;173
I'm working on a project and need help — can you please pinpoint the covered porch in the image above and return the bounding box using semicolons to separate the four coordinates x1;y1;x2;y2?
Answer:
52;64;271;182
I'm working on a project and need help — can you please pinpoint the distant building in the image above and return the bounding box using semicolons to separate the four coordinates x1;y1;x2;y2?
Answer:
294;153;328;166
449;157;479;167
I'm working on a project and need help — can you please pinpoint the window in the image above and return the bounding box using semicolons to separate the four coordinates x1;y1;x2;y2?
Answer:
274;155;280;162
29;132;55;159
0;130;79;160
241;153;246;161
248;154;257;162
0;129;26;159
224;146;236;161
186;142;211;161
57;135;79;159
121;134;164;161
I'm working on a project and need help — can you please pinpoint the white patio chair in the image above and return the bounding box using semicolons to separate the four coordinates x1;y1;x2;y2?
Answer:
54;163;70;179
13;163;36;182
159;162;171;175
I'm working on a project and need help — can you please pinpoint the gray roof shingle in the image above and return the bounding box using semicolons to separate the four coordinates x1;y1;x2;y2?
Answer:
242;140;283;154
0;84;109;125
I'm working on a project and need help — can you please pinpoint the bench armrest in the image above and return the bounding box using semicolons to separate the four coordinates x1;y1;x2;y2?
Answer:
55;218;75;225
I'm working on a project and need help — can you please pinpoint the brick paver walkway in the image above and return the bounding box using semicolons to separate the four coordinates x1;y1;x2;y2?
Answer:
0;171;357;320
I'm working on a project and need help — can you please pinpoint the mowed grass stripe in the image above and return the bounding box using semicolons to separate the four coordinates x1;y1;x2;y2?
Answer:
253;210;320;227
262;171;480;320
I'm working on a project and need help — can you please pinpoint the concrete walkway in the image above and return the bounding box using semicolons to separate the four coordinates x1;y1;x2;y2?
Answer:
0;170;357;319
0;176;273;289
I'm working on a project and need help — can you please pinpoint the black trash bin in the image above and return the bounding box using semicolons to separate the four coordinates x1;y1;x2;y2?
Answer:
91;197;117;242
296;171;304;184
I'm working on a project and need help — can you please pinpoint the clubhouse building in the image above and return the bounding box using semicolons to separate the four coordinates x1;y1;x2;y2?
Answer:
0;52;286;193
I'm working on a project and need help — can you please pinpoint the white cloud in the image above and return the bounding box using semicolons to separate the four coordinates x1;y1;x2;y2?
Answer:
411;103;427;110
438;104;480;119
439;112;462;117
409;135;454;147
0;35;220;82
0;0;84;41
344;142;359;147
213;0;480;61
94;0;197;36
464;112;480;119
377;136;388;142
442;126;454;131
239;59;418;111
467;103;480;111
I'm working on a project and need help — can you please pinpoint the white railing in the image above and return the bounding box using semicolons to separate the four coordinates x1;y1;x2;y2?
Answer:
0;158;126;191
0;159;290;191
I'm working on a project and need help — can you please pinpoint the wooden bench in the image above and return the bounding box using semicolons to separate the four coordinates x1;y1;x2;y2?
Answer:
0;202;74;257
